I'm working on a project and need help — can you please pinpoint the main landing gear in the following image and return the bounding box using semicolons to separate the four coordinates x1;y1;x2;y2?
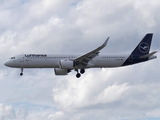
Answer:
20;68;23;76
75;69;85;78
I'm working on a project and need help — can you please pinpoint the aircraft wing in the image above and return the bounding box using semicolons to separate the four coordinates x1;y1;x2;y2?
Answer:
74;37;109;66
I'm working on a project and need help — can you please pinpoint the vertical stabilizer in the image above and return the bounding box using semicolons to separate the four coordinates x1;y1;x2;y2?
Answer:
131;33;153;56
122;33;153;66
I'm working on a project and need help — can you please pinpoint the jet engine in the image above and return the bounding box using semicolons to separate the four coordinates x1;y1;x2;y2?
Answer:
59;60;74;69
54;68;69;75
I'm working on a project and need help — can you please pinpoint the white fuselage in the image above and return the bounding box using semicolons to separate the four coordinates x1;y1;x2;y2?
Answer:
4;33;157;78
4;53;130;69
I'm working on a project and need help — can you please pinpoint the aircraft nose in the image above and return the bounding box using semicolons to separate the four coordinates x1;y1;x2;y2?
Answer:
4;60;12;67
4;61;9;66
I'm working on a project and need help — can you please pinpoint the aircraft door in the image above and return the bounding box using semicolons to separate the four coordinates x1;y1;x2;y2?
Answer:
19;55;29;67
19;55;25;62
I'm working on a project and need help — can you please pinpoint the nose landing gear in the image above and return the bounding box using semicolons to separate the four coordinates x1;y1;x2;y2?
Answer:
20;68;23;76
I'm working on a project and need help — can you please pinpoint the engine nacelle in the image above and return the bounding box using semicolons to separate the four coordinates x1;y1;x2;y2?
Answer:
59;60;74;69
54;68;69;75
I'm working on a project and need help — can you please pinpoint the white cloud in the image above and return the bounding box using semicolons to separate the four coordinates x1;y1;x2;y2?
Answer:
52;70;130;111
146;109;160;118
17;108;28;120
48;111;66;120
0;104;15;120
0;31;17;55
96;83;129;103
133;0;160;27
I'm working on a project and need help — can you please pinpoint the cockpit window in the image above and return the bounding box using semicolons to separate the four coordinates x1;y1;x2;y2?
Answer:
10;57;15;59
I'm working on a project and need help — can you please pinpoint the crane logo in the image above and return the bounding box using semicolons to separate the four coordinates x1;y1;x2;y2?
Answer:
139;42;149;53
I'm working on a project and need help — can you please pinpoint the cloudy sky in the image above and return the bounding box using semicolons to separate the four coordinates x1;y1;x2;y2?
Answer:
0;0;160;120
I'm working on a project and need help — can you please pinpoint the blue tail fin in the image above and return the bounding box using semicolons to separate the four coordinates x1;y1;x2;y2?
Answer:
122;33;153;66
131;33;153;56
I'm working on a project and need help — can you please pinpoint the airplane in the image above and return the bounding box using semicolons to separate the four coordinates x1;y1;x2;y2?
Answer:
4;33;157;78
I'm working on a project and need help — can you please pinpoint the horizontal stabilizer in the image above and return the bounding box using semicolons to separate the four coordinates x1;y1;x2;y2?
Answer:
139;51;157;58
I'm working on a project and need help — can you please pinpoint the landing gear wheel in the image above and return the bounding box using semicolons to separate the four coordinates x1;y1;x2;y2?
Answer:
20;73;23;76
80;69;85;74
76;73;81;78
